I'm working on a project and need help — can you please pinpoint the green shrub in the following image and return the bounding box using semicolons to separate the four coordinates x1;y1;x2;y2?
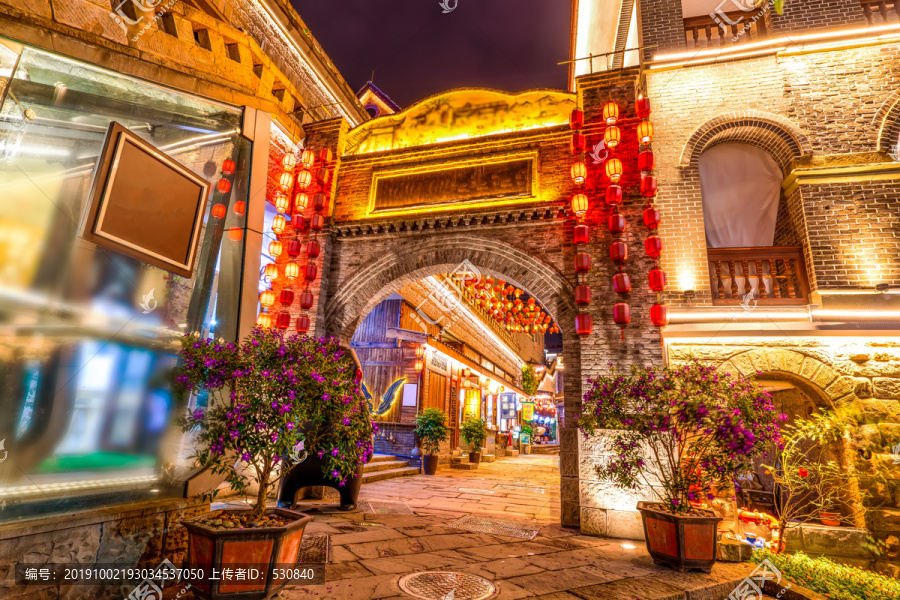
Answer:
460;418;487;451
751;549;900;600
415;407;449;455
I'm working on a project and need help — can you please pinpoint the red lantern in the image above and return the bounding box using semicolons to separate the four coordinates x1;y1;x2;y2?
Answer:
605;185;623;205
613;272;632;294
636;96;652;119
280;289;295;305
605;158;623;183
296;170;312;189
286;240;302;257
575;314;593;336
233;200;246;216
637;120;654;145
273;193;290;213
311;214;324;231
228;227;243;241
300;148;316;168
571;193;589;216
211;204;226;219
602;101;619;125
292;215;306;231
297;315;310;333
259;289;276;308
610;241;628;263
571;132;585;155
306;239;320;258
264;263;278;281
217;178;231;194
575;284;591;306
272;214;287;235
570;108;584;130
574;252;591;273
574;224;590;245
414;359;424;372
645;235;663;259
643;206;661;229
603;125;621;149
221;159;236;175
281;153;297;170
304;263;318;282
571;161;587;185
613;303;631;339
257;312;272;329
316;167;331;185
640;175;658;197
650;303;669;327
284;262;300;280
313;193;327;212
294;192;309;211
639;150;655;172
299;291;314;309
268;240;283;258
649;268;667;292
319;148;333;163
609;213;626;234
278;171;294;191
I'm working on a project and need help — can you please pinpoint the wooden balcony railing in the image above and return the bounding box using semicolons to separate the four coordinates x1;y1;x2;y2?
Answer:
684;7;768;49
707;247;810;306
861;0;900;24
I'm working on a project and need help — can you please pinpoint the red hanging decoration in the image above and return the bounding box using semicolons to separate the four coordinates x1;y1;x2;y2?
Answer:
638;150;655;172
299;291;314;310
319;148;333;163
613;303;631;340
275;312;291;329
640;175;658;197
610;241;628;264
217;178;232;194
571;132;585;155
574;224;590;245
575;314;593;336
316;167;331;185
645;235;663;259
636;96;652;119
279;289;295;306
650;303;669;327
574;284;591;305
310;214;324;231
306;239;321;258
574;252;592;273
233;201;246;216
297;315;311;333
292;215;306;231
649;268;668;292
313;193;327;211
304;263;318;282
605;185;623;205
643;206;661;229
228;227;243;241
608;213;626;234
211;204;226;219
602;101;620;125
613;272;632;294
570;108;584;130
571;193;589;216
221;159;236;175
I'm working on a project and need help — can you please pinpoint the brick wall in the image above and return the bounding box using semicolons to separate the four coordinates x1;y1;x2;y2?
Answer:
769;0;868;34
638;0;685;59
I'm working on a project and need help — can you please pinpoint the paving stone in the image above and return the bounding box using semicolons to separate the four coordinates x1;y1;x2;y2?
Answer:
360;549;475;575
456;541;563;560
460;556;547;579
569;577;686;600
507;565;624;595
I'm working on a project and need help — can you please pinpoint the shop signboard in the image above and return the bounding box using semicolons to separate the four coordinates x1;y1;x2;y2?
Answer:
499;393;517;419
522;402;534;421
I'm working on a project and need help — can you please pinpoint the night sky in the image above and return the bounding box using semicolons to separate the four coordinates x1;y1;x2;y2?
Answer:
290;0;572;109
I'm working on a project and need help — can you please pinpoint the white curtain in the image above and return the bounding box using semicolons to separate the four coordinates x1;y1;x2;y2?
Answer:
699;143;783;249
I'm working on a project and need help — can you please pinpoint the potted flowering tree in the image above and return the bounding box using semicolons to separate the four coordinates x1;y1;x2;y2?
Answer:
461;418;487;464
415;407;449;475
176;329;374;599
579;362;784;572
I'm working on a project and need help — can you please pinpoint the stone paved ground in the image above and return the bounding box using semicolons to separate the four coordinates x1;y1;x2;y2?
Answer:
264;455;757;600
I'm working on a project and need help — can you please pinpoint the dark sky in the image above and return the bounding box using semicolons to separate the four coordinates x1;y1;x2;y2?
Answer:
290;0;572;108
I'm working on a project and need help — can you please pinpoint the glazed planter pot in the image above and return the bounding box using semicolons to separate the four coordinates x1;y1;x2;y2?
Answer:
182;507;313;600
277;453;365;511
469;451;482;464
422;454;439;475
637;501;722;573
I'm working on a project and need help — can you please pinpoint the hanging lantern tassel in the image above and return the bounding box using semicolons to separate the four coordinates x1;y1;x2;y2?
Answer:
613;303;631;341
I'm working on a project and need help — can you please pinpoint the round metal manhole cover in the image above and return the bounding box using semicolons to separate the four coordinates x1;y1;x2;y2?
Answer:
398;572;497;600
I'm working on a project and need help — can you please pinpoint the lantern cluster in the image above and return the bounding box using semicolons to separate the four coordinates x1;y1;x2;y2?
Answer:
462;277;559;334
635;95;668;328
570;106;593;337
257;146;334;333
213;158;240;239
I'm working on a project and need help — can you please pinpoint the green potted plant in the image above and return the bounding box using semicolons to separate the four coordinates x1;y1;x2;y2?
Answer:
520;422;534;454
579;362;784;573
415;407;449;475
176;329;374;599
460;418;487;464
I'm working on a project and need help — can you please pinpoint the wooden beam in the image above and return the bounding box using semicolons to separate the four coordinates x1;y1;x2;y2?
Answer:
429;338;529;397
386;327;428;343
361;360;410;367
351;341;399;348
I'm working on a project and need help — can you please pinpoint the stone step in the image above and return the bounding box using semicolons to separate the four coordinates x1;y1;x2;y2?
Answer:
361;466;420;483
363;459;414;473
369;454;396;463
481;454;495;463
507;450;520;458
450;461;478;470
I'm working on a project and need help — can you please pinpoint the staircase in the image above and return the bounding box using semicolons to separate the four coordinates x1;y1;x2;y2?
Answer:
362;454;420;483
450;449;494;469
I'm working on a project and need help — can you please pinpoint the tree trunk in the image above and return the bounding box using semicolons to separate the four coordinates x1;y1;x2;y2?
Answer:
254;471;269;519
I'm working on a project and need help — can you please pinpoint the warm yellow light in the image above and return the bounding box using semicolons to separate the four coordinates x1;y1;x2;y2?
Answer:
282;153;297;170
571;193;589;216
269;240;283;257
279;171;294;190
602;101;619;125
272;215;286;234
604;125;621;149
257;312;272;328
294;192;309;210
300;148;316;168
605;158;623;182
637;121;654;145
296;170;312;189
285;262;300;279
259;290;276;308
264;263;278;280
571;161;586;185
274;193;290;213
678;269;695;291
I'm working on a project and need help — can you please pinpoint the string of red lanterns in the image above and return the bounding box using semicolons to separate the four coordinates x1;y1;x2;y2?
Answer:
462;277;558;334
571;104;593;337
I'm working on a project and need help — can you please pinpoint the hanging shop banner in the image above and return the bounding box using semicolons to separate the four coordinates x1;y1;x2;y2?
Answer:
499;393;517;419
522;402;534;421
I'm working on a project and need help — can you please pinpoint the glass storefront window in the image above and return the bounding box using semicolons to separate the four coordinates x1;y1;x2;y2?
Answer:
0;43;252;521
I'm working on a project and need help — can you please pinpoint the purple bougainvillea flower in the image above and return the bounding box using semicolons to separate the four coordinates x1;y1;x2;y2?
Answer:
241;452;252;462
331;447;339;456
331;470;340;478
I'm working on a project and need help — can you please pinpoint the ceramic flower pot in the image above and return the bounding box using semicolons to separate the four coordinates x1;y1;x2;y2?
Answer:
637;501;722;573
422;454;439;475
182;507;313;600
469;451;482;464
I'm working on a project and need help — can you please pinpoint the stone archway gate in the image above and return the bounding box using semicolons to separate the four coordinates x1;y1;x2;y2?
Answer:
286;73;664;528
